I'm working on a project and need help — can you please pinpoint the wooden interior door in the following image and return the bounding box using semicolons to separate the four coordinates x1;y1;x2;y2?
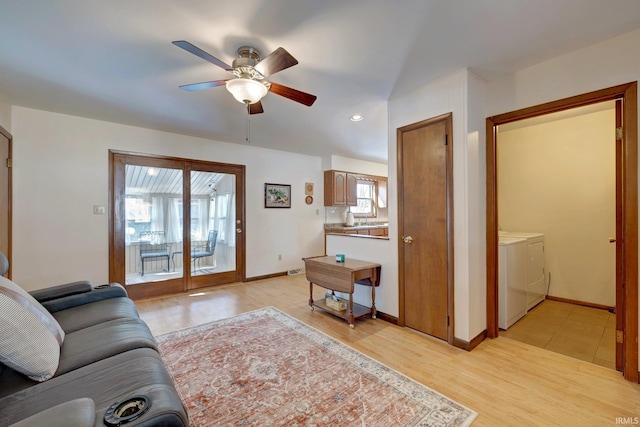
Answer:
0;126;10;276
398;113;453;342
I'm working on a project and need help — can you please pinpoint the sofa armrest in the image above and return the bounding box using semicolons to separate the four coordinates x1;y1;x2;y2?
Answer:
41;284;128;313
9;398;95;427
29;281;93;302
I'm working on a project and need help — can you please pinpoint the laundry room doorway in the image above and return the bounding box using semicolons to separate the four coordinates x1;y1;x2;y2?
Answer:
486;82;638;382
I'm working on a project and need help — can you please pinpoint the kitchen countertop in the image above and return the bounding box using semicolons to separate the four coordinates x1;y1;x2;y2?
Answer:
324;222;389;231
325;232;388;240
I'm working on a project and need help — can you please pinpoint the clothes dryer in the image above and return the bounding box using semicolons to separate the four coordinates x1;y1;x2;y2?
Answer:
499;231;546;310
498;236;528;329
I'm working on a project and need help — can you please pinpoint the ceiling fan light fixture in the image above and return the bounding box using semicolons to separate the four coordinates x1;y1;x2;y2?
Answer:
226;78;268;104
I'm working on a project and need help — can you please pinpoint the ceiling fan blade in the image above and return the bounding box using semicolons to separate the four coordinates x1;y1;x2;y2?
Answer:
248;101;264;115
179;80;228;91
254;47;298;77
172;40;233;72
269;82;317;106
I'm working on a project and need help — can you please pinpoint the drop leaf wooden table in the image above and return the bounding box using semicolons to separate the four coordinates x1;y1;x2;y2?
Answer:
303;255;381;328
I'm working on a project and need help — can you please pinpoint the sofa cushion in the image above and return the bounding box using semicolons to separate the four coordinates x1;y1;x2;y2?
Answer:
9;397;95;427
0;277;65;382
0;348;189;427
56;317;157;376
52;297;140;333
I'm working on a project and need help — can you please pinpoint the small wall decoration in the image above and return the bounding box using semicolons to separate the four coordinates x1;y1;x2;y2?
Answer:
265;183;291;208
305;182;314;196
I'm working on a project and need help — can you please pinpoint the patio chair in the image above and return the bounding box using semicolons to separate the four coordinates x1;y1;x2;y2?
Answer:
139;243;170;276
191;230;218;272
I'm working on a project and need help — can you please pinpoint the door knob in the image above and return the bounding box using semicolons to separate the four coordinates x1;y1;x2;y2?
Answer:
236;228;242;233
402;235;413;243
609;237;616;243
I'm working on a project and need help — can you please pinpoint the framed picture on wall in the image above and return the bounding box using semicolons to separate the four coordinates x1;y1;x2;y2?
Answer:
265;183;291;208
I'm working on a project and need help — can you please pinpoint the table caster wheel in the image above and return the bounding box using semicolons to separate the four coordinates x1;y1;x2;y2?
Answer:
349;324;354;329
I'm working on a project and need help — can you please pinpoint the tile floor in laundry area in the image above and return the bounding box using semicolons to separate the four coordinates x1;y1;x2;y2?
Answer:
499;299;616;369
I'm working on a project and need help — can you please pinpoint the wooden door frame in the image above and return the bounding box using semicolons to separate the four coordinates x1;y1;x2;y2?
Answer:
0;125;11;279
109;150;246;299
486;82;638;382
398;112;454;345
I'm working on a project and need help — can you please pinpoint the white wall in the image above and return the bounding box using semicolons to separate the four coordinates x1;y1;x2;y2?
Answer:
11;107;324;290
466;71;488;340
487;27;640;354
329;155;388;176
387;69;487;342
498;108;616;306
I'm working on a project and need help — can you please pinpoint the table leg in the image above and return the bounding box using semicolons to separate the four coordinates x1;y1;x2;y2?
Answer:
371;285;377;319
348;293;355;328
308;282;314;310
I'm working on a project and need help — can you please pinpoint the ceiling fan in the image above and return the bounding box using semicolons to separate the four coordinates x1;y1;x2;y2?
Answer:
172;41;317;114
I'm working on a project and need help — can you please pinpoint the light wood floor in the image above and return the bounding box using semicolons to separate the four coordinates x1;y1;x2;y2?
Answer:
136;275;640;426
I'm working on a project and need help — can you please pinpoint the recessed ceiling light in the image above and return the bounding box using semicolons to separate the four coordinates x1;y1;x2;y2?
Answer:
350;114;364;122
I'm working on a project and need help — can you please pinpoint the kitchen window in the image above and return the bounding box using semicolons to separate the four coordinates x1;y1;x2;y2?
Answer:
350;179;376;217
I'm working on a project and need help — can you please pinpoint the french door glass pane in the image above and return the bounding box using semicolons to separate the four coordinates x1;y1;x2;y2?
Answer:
124;165;183;284
188;171;236;276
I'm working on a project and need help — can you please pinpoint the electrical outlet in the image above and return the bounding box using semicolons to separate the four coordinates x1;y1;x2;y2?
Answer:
93;205;106;215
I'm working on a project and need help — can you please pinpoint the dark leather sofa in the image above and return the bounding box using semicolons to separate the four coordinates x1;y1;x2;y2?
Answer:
0;252;189;426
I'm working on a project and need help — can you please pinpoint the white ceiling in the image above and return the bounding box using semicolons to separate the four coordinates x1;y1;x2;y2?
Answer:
1;0;639;164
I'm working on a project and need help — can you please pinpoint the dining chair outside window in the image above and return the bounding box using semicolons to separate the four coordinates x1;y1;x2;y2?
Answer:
191;230;218;272
139;243;170;276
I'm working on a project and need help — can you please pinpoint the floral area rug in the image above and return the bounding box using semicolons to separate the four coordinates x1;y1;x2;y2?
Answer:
155;307;477;426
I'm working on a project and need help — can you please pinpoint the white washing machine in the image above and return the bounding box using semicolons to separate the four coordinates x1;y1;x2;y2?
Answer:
498;236;528;329
499;231;546;311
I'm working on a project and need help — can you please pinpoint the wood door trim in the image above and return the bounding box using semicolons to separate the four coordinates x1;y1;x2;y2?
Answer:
0;125;11;279
397;112;454;344
486;82;638;383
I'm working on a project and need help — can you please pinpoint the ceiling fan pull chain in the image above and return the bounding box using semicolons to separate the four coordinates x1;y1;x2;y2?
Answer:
245;104;251;143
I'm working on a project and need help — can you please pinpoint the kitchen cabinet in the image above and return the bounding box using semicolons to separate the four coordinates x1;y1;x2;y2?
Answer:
324;170;357;206
369;228;387;236
325;227;388;237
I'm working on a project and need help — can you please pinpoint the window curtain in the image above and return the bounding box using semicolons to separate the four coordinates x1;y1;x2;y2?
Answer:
197;198;209;241
150;197;165;243
165;198;182;243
